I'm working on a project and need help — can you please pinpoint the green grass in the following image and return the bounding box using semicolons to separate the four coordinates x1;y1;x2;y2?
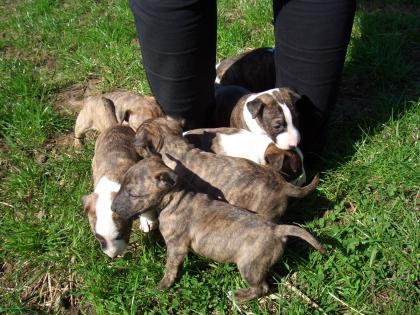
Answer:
1;0;419;313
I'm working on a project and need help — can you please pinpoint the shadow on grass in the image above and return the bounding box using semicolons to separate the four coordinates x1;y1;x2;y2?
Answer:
312;0;419;172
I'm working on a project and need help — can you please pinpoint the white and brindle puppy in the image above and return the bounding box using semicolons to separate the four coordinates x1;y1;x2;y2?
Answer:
81;125;157;258
214;85;302;150
184;127;306;185
74;91;163;147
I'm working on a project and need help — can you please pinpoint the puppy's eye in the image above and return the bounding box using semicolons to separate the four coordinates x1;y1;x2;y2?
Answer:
128;191;140;198
273;122;285;132
95;234;107;249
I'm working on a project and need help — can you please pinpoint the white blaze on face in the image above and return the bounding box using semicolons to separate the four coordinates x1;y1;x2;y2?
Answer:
94;176;127;258
275;102;300;150
243;88;279;135
218;129;273;165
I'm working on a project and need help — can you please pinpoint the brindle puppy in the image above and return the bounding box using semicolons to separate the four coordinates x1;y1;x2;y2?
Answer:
111;157;325;303
216;47;275;93
74;91;163;147
133;117;319;220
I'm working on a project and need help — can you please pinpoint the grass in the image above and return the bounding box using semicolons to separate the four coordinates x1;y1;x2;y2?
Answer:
0;0;419;313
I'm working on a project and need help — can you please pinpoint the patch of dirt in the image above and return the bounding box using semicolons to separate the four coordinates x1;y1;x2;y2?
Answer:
46;132;77;151
1;46;56;71
53;78;102;116
0;258;88;314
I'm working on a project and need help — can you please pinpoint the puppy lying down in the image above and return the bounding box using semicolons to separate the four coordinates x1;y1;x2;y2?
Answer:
184;127;307;185
111;157;325;303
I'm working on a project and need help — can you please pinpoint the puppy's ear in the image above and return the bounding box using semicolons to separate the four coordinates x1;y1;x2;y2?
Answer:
133;125;163;157
114;104;126;124
281;151;302;180
286;88;302;105
101;97;117;114
123;110;132;124
285;151;302;175
265;151;285;173
246;99;264;118
167;115;186;128
81;193;97;214
155;171;178;190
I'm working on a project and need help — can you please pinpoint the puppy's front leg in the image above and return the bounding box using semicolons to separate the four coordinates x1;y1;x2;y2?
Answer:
158;243;188;290
74;107;91;147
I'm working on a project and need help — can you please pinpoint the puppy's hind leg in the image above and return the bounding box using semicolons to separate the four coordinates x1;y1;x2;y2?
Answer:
234;260;270;303
158;243;188;290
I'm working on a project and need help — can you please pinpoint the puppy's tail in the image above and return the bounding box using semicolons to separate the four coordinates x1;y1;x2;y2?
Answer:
283;174;319;198
276;225;326;254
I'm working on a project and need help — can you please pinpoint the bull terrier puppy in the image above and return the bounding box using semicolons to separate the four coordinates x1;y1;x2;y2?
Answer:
214;85;302;150
183;127;306;185
81;125;157;258
133;117;318;220
74;91;163;147
215;47;275;93
111;157;325;303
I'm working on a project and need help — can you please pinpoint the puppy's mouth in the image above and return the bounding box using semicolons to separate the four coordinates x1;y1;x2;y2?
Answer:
112;204;154;221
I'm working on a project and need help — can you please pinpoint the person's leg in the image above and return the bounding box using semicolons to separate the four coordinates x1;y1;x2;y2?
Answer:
130;0;217;129
273;0;356;156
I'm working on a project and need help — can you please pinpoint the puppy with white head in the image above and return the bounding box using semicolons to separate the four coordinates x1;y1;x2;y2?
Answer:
82;125;157;258
214;85;302;150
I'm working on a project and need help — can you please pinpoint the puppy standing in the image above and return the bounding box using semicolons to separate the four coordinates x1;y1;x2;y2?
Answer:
82;125;157;258
111;157;325;303
74;92;163;147
134;117;318;220
184;127;306;184
214;86;301;150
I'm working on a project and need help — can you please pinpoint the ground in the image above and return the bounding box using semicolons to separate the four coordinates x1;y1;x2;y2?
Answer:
0;0;419;314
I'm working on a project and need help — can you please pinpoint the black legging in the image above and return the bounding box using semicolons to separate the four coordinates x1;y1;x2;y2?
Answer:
130;0;356;153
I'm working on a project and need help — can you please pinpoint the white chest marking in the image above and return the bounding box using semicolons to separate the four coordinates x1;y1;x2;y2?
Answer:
94;176;126;258
218;130;273;165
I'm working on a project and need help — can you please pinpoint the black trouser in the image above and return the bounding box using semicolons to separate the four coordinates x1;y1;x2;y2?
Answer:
130;0;356;154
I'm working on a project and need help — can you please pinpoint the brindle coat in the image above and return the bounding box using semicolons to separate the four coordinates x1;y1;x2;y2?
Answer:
74;91;163;147
111;157;325;303
133;117;318;220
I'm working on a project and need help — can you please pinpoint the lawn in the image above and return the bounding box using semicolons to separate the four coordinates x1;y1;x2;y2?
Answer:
0;0;419;314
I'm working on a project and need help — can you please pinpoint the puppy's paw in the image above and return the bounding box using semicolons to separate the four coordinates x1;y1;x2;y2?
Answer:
158;276;174;291
233;288;255;304
74;138;83;148
139;215;158;233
